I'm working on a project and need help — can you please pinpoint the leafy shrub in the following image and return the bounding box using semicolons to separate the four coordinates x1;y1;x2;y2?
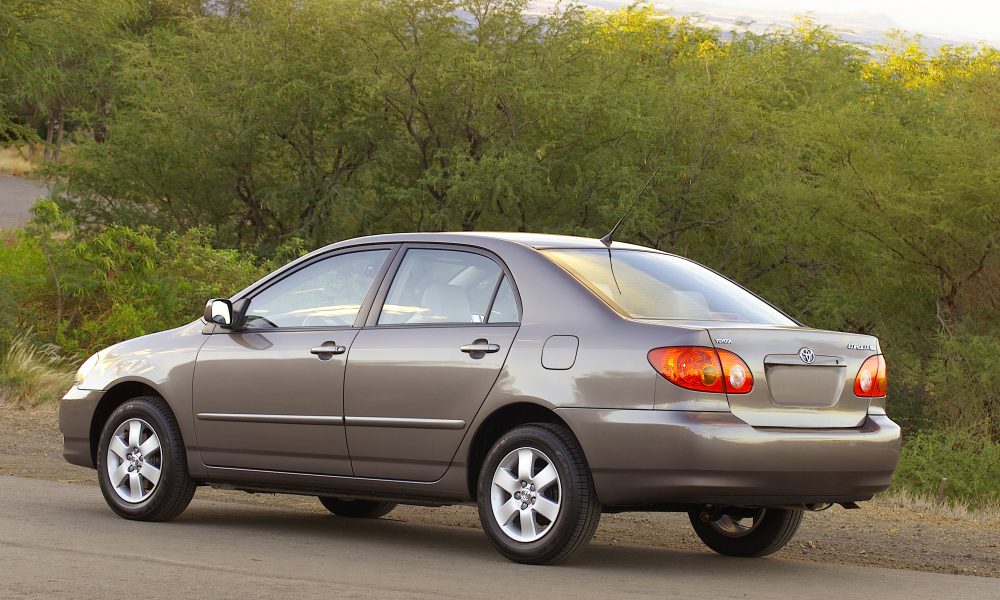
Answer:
924;327;1000;440
891;428;1000;508
51;225;269;355
0;201;268;358
0;333;74;407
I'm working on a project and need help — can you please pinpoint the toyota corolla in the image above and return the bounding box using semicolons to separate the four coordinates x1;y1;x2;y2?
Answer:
60;232;900;564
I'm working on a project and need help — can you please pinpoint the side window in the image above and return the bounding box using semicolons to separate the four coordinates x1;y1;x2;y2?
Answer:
378;249;509;325
488;276;519;324
244;249;390;329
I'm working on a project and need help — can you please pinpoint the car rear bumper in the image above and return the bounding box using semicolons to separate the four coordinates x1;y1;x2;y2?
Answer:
59;386;102;469
556;408;901;507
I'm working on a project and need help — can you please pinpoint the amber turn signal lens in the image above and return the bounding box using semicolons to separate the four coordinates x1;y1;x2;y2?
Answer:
854;355;887;398
648;347;753;394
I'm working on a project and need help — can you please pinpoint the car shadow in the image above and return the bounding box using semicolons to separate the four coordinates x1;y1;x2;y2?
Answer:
82;499;834;577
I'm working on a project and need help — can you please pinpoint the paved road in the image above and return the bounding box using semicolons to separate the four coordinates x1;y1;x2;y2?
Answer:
0;477;996;599
0;175;47;228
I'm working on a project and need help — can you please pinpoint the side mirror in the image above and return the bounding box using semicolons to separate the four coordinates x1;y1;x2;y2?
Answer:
204;298;234;327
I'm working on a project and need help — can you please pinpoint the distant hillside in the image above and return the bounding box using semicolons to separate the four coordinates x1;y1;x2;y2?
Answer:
528;0;1000;50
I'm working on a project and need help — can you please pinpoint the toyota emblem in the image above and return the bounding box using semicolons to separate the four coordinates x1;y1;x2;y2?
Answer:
798;347;815;364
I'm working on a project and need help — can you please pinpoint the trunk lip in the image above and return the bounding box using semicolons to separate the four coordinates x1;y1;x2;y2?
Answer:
633;319;880;346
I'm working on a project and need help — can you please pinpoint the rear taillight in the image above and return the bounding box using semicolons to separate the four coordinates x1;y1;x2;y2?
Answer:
648;346;753;394
854;354;887;398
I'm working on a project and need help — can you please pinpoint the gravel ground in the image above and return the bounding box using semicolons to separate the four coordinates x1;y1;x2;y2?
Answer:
2;404;997;577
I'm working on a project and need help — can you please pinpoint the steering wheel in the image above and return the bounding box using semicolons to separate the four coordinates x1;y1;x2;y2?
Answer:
243;314;279;329
302;313;352;327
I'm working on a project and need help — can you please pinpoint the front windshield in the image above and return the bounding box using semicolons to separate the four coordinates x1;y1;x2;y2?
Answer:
543;249;796;325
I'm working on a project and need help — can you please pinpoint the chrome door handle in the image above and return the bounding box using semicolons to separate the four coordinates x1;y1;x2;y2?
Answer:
310;343;346;359
461;342;500;354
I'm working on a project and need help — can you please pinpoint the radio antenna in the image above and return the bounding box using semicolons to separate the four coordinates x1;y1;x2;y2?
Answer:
600;164;661;248
599;165;661;294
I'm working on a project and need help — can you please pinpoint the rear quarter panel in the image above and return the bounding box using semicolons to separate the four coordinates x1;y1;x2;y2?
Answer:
444;244;719;477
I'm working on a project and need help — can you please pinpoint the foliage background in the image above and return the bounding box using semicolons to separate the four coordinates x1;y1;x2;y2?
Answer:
1;0;998;504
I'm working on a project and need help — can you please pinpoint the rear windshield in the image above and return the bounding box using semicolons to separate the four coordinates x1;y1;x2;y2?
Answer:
543;249;795;325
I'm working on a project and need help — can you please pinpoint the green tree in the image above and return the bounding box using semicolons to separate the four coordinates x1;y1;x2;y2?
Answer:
22;0;1000;439
1;1;139;158
58;0;386;254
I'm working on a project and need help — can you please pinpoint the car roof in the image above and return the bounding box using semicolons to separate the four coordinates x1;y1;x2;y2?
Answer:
233;231;661;303
325;231;657;252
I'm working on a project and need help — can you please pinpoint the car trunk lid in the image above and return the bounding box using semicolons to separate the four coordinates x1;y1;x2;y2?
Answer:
677;322;878;428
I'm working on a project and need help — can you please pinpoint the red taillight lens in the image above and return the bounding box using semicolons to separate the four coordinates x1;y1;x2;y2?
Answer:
648;347;723;392
648;347;753;394
854;355;887;398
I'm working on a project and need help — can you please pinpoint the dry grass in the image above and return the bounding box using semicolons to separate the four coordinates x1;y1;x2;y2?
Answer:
0;335;74;408
0;146;40;177
877;488;1000;526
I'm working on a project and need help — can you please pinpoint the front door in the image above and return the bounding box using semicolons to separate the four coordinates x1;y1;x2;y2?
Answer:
344;247;521;481
192;247;393;475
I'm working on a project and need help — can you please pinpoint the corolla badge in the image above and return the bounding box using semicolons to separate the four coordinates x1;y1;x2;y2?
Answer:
847;343;877;351
798;347;815;364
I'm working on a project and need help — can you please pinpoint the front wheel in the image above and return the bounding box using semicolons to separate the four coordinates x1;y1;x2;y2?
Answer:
477;423;600;565
96;396;195;521
688;507;803;557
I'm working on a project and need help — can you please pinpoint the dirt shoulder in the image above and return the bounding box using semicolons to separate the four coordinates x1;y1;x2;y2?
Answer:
3;405;997;577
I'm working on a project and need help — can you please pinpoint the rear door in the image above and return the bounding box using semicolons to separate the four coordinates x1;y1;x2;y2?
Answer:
344;246;520;481
705;324;878;428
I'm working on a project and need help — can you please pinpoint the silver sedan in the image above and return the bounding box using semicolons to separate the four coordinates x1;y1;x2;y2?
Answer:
60;232;900;564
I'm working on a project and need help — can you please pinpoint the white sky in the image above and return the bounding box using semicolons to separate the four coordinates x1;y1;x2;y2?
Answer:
721;0;1000;42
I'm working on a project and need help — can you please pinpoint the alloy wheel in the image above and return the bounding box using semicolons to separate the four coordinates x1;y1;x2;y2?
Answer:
105;418;162;503
490;447;562;542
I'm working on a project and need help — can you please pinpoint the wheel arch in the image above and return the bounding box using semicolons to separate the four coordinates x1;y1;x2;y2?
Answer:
465;402;583;499
89;379;169;466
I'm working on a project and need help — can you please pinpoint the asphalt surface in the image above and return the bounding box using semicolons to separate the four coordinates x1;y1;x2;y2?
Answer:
0;176;46;228
1;476;997;599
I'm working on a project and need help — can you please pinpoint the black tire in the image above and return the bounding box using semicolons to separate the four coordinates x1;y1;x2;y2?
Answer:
318;497;397;518
96;396;195;522
688;507;803;557
476;423;600;565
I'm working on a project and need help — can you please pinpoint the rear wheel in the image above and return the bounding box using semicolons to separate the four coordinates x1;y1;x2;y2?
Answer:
96;396;195;521
319;497;397;519
477;423;600;565
688;507;803;557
